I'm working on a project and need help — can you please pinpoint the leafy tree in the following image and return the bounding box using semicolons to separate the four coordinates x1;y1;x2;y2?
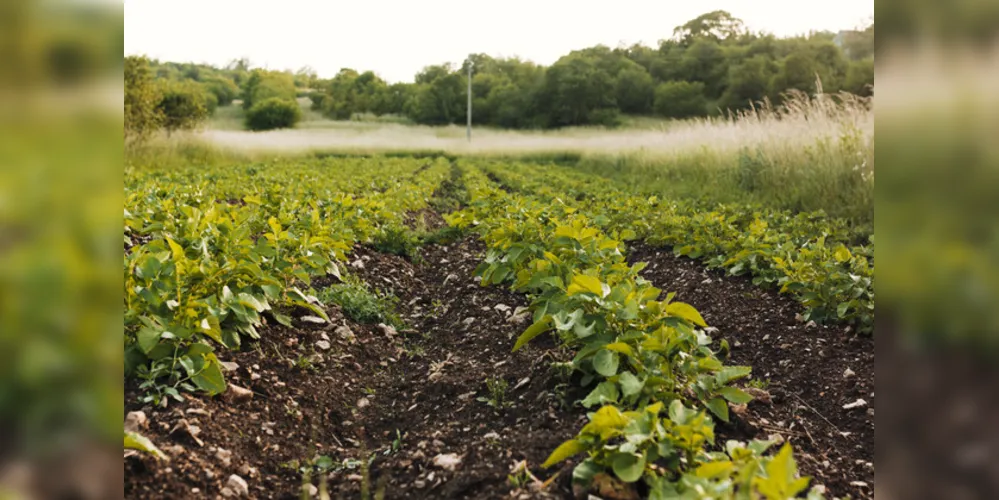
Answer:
673;10;747;44
294;66;318;88
156;80;211;135
241;70;297;110
245;97;301;130
615;63;655;114
843;58;874;96
654;81;707;119
719;55;778;110
203;76;240;107
374;82;414;116
542;54;617;127
124;56;162;143
679;39;729;98
771;52;821;95
405;72;465;125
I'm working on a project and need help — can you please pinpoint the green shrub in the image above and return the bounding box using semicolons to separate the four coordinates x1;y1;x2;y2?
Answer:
244;98;301;131
203;77;240;107
318;276;403;328
241;70;297;110
372;225;421;261
653;81;708;119
124;56;161;144
156;80;210;135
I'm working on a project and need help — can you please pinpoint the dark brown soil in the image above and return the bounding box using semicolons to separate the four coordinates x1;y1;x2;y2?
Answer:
626;242;875;499
124;237;582;500
123;235;874;500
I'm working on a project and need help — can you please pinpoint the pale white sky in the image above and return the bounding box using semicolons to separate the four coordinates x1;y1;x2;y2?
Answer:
124;0;873;83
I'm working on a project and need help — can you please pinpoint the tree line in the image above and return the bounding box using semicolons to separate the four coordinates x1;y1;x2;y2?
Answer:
311;11;872;128
125;10;873;137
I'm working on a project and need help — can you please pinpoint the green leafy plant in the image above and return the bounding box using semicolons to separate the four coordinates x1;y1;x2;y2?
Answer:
318;275;404;329
478;376;513;410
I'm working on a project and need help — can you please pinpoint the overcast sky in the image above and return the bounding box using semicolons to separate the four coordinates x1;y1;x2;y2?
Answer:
124;0;873;83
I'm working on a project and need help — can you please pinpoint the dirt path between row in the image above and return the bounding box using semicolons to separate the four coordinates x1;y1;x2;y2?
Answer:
125;236;582;499
627;242;875;499
124;230;872;499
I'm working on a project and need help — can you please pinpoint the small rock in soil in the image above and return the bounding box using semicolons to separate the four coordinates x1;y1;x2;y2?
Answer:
357;397;370;409
222;474;249;497
170;419;204;447
494;304;511;313
124;411;147;433
300;315;327;324
315;340;331;351
378;323;397;338
220;361;240;372
227;384;253;402
843;367;856;379
215;447;232;466
507;311;531;324
463;317;476;326
335;325;356;342
843;398;868;410
513;377;531;390
432;453;462;471
238;463;257;477
350;259;365;270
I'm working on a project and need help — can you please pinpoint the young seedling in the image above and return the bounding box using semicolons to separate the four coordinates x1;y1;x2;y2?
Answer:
478;376;513;411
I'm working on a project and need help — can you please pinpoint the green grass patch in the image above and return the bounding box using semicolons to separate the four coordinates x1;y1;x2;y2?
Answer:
318;275;405;329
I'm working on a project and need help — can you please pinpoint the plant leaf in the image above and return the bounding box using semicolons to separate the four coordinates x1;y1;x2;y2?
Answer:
124;431;168;460
718;387;753;404
593;349;619;377
618;372;644;398
512;315;552;352
567;274;604;296
666;302;707;327
705;396;730;422
611;452;645;483
542;439;587;468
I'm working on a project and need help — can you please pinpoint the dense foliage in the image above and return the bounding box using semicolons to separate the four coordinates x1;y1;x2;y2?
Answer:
155;80;212;135
302;11;873;128
133;10;872;130
124;154;873;496
244;97;302;131
447;163;828;497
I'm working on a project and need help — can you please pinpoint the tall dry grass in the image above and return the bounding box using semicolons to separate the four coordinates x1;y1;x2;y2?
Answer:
576;91;874;228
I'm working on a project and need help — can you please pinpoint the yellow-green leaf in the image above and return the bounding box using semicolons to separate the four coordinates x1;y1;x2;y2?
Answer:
695;460;733;479
512;315;552;352
834;246;853;263
124;431;168;460
166;237;186;275
603;342;634;357
567;274;604;296
542;439;587;468
666;302;707;327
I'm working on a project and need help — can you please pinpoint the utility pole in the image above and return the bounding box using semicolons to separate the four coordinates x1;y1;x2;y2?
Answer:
466;59;473;142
